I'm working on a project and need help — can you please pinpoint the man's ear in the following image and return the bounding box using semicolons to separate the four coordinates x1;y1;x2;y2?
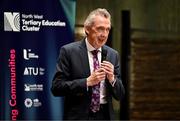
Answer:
84;26;89;35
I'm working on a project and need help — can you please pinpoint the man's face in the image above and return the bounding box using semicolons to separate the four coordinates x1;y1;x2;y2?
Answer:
86;15;111;49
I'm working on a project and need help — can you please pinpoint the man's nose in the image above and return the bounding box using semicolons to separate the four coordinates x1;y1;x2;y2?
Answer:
102;30;109;36
100;33;108;39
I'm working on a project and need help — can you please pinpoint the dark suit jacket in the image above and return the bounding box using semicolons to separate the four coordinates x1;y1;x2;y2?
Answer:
51;39;125;120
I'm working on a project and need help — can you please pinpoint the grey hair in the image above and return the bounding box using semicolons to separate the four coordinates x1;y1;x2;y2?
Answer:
84;8;111;28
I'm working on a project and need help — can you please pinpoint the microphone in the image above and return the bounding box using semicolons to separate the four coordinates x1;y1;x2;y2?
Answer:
101;49;107;62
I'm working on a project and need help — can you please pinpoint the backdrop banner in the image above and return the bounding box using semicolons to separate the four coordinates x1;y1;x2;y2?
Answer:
0;0;76;120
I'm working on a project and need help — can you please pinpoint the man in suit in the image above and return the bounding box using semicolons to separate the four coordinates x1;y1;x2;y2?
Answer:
51;8;125;120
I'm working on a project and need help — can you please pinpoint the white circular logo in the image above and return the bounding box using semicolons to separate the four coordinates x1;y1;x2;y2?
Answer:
24;98;33;108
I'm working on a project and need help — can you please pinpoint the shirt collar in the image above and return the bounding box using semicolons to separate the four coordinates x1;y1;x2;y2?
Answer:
85;38;102;52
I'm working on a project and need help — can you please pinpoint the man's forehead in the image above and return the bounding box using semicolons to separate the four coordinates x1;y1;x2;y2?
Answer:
93;21;111;28
93;17;110;25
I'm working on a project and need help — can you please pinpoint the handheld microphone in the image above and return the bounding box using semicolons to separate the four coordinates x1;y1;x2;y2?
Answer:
102;49;107;62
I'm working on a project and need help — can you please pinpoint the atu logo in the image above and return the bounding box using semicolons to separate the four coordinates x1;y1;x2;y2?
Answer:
24;67;45;76
4;12;20;32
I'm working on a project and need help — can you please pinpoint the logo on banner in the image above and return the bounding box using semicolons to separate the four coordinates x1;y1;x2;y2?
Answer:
23;67;45;76
24;98;42;108
24;98;33;108
4;12;66;32
23;49;39;60
24;84;43;91
4;12;20;32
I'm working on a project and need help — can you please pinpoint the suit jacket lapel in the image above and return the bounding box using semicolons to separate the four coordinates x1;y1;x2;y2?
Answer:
79;39;91;76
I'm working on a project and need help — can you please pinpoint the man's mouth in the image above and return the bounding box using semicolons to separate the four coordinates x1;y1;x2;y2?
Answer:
98;38;105;42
